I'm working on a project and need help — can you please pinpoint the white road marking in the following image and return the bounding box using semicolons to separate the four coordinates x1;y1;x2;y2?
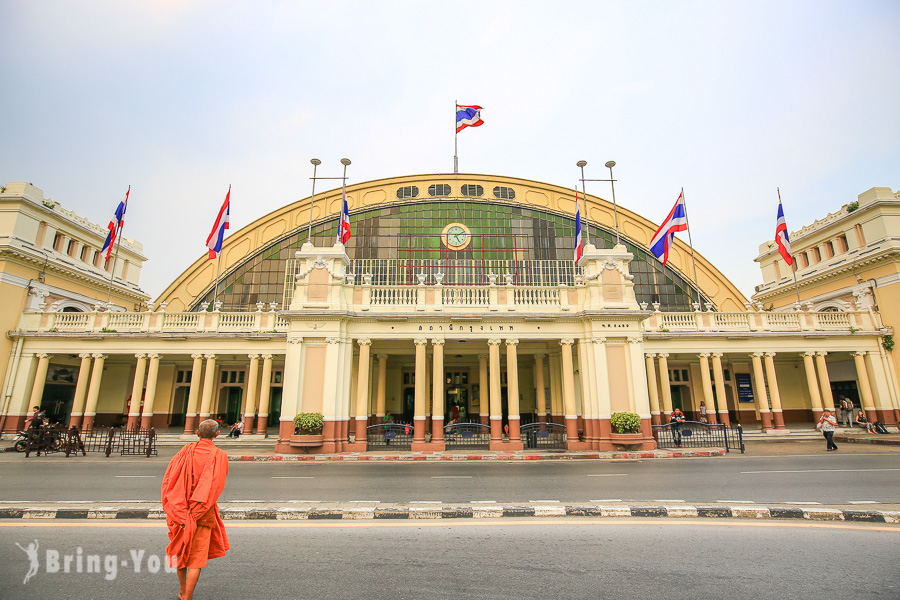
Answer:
470;501;497;504
347;501;380;503
590;499;623;502
848;501;880;504
654;499;685;503
587;474;628;477
430;476;473;479
287;500;321;503
114;475;156;478
271;476;314;479
716;500;756;504
785;502;822;505
410;501;441;504
529;500;561;503
741;468;900;474
227;500;263;503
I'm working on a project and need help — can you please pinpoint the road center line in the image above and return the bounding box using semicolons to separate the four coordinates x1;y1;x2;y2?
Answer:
741;468;900;474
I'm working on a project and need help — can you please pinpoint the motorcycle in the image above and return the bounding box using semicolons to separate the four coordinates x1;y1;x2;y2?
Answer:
13;429;29;452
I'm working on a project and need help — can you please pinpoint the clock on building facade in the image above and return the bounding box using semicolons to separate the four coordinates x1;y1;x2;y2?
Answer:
441;222;471;251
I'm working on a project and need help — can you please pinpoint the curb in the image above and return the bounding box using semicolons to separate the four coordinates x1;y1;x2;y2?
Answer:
226;449;727;462
834;435;900;446
0;504;896;524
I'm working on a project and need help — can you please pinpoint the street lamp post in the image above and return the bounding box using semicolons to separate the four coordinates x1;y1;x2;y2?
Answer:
577;160;621;246
305;158;352;247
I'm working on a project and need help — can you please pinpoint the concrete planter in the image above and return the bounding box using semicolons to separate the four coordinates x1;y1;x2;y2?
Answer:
609;432;644;444
289;434;324;447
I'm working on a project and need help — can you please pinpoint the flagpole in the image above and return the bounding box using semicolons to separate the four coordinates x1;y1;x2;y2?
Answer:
106;185;130;307
680;187;703;307
576;161;590;245
454;100;458;173
336;158;351;244
212;184;230;309
779;187;803;306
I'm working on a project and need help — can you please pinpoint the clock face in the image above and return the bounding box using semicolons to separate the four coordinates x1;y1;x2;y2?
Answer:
447;226;467;246
442;222;471;250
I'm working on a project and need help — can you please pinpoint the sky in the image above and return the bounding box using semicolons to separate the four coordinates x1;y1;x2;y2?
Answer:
1;0;898;301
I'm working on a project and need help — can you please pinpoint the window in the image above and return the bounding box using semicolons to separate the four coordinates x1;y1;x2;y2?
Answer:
272;371;283;384
681;369;689;381
53;232;64;251
396;186;419;199
67;239;77;257
823;241;834;259
798;253;808;268
810;247;821;264
428;184;450;196
461;184;483;197
176;370;192;384
493;186;515;200
80;246;92;262
723;369;731;381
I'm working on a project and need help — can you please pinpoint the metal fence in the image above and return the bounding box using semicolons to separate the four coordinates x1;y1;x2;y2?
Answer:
443;422;490;450
79;427;157;457
521;422;567;450
652;421;744;453
366;423;413;451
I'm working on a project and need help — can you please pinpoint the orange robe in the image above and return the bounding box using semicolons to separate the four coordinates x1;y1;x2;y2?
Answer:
161;439;230;569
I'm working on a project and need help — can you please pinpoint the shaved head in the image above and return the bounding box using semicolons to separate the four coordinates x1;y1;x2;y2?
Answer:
197;419;219;439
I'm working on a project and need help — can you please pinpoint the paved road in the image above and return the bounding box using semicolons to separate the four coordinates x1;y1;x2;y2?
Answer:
1;520;897;599
1;445;899;506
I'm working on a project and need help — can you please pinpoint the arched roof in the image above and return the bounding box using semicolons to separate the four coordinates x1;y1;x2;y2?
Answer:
156;173;748;312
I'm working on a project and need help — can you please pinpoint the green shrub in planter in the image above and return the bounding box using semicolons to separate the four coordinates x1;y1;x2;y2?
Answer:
610;412;641;434
293;412;324;434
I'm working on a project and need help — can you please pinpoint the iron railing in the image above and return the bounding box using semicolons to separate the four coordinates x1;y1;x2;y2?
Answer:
443;422;490;450
652;421;744;453
520;422;567;450
366;423;413;451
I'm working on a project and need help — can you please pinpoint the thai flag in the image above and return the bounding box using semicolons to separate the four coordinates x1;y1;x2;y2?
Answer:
649;191;688;265
456;104;484;133
206;188;230;260
574;189;583;262
339;189;352;244
775;194;793;266
100;187;129;261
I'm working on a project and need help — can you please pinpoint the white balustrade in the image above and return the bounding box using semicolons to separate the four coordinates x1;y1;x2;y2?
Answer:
161;312;200;330
443;286;490;306
53;313;90;330
105;312;145;330
514;287;560;306
712;312;750;330
761;312;802;331
274;316;289;331
814;312;851;330
370;286;417;306
660;313;698;331
218;312;257;330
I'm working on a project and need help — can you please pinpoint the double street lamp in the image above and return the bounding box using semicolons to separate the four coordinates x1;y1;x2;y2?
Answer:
306;158;352;245
576;159;621;246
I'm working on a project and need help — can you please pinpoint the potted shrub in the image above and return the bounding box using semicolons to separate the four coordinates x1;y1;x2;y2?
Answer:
609;411;643;444
290;412;324;447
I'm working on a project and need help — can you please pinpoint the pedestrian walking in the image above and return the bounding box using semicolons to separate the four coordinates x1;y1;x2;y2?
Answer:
161;419;230;600
817;409;838;451
699;401;707;423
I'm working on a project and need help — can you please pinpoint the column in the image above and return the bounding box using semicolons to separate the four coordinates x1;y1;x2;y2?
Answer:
198;354;217;418
560;339;578;441
710;353;731;427
645;354;662;426
243;355;260;433
478;353;489;425
549;353;563;424
127;354;147;429
27;353;51;416
853;351;878;422
431;339;445;442
413;338;428;443
375;354;388;420
657;353;673;415
698;353;717;425
534;354;547;420
764;352;786;429
140;354;161;429
505;339;521;443
750;353;773;430
802;351;824;421
592;338;611;440
815;352;836;411
355;339;372;444
69;354;93;428
183;354;204;434
488;339;503;441
81;354;106;430
256;354;273;434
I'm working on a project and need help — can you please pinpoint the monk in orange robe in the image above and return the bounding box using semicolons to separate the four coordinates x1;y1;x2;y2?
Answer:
161;419;230;600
